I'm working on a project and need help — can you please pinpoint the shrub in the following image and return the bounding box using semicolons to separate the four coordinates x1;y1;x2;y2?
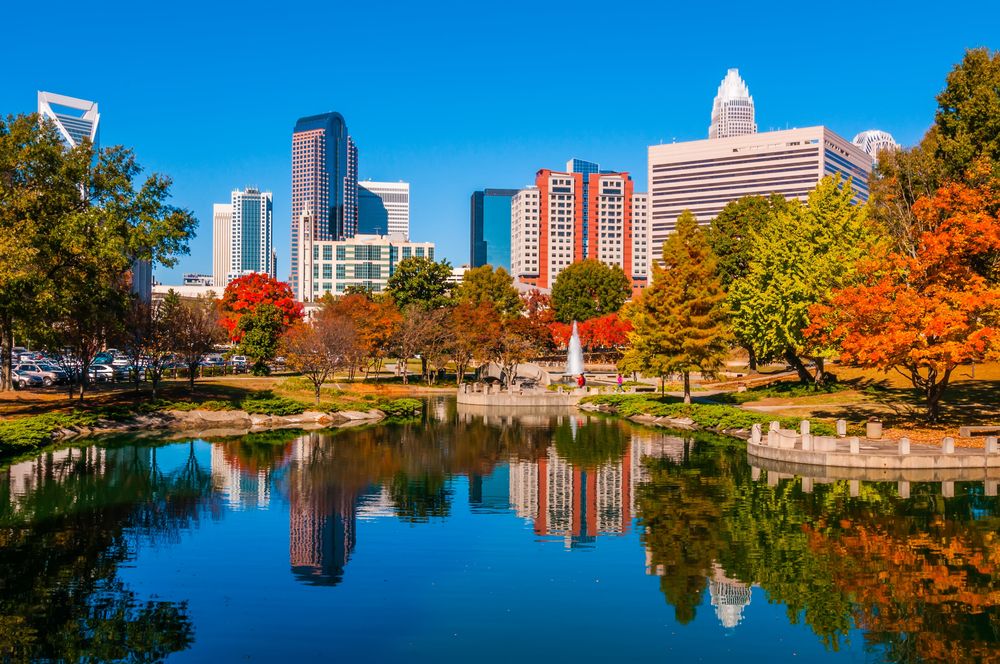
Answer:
378;398;423;417
240;391;308;416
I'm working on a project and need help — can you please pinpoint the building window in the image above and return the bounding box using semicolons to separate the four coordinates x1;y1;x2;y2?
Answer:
337;246;346;261
322;264;332;279
416;247;424;258
323;246;332;260
313;246;319;260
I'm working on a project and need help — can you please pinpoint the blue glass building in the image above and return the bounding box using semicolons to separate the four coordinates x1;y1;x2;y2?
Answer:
470;188;519;270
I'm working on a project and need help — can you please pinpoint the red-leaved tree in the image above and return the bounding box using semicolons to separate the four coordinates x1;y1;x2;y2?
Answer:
808;166;1000;422
220;273;303;344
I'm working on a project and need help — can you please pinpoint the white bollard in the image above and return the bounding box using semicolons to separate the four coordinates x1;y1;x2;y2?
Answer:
751;423;762;445
836;419;848;437
770;421;781;432
899;437;910;455
800;420;810;436
801;433;813;451
850;437;860;454
986;436;998;455
767;430;776;447
942;437;955;455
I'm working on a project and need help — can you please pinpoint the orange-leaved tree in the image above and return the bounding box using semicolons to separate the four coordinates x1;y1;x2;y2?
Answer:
808;164;1000;421
219;273;302;343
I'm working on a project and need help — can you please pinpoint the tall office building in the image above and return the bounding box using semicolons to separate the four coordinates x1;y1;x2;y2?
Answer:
213;187;273;286
470;189;519;270
358;181;409;238
709;69;756;139
510;168;650;295
37;91;100;149
290;112;358;298
212;203;232;288
647;127;872;260
852;130;897;165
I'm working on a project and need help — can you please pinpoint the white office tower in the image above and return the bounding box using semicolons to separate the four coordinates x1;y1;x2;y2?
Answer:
213;203;233;288
37;91;100;149
709;69;756;139
852;130;897;165
358;181;409;239
225;187;273;284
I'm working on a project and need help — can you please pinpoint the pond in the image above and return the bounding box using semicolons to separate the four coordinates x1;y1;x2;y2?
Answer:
0;396;997;663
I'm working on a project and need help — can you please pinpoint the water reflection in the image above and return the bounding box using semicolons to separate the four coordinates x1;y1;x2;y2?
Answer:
0;400;997;663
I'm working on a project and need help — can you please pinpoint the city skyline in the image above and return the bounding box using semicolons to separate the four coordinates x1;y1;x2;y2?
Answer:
4;0;995;285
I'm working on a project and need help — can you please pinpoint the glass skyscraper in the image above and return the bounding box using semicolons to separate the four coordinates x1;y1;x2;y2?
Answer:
226;187;274;284
290;112;358;297
470;189;519;270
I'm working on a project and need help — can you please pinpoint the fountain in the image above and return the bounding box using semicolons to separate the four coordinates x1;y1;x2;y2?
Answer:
564;321;584;377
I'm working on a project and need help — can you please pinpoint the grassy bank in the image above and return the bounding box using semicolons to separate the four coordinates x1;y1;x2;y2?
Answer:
580;394;837;437
0;389;423;458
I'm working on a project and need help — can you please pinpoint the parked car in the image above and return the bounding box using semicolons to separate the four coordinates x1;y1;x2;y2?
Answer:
88;365;115;382
230;356;247;365
12;369;43;390
14;363;67;386
111;357;131;367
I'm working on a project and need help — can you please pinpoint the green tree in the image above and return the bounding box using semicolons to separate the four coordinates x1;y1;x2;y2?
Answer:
706;194;792;371
452;264;523;318
236;302;286;375
384;256;453;310
550;258;631;323
621;211;731;402
934;46;1000;181
729;176;872;384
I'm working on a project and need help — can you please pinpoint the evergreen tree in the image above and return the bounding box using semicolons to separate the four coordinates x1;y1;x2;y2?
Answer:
622;210;731;403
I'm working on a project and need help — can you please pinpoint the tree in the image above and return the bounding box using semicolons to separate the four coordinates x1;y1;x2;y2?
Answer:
729;176;872;385
282;314;357;405
393;304;435;385
489;317;544;388
452;264;523;317
235;303;286;375
621;210;731;402
808;166;1000;422
384;256;453;310
706;194;791;370
450;301;499;385
327;292;401;380
933;47;1000;181
550;258;631;323
171;293;223;390
0;114;196;394
219;273;302;343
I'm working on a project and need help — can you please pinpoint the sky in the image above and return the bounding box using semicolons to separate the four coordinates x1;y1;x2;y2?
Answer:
2;0;998;284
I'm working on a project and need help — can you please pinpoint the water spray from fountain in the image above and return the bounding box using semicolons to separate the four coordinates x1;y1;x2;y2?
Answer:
564;321;584;377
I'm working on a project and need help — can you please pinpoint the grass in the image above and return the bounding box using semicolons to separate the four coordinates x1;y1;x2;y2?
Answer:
713;380;853;404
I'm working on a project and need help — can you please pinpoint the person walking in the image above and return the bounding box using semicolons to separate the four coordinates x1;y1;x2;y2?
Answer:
616;373;624;392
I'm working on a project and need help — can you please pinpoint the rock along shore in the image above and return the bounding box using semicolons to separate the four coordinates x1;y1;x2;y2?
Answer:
50;408;387;440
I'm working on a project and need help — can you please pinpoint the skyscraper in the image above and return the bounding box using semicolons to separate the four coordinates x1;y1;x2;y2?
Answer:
212;203;232;288
290;112;358;298
852;130;897;165
470;188;519;270
709;69;756;139
214;187;273;285
358;181;409;238
510;167;650;294
37;91;100;149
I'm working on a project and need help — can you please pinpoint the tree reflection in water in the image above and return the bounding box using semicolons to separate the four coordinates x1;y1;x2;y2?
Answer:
636;430;1000;663
0;441;219;661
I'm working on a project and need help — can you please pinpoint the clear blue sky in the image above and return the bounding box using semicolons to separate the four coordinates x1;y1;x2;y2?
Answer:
2;0;997;284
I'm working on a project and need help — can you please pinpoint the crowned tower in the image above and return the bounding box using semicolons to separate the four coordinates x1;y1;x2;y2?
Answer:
709;69;756;139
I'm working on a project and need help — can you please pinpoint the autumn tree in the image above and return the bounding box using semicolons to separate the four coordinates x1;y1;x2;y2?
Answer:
393;304;438;385
327;292;401;380
450;301;500;385
489;317;545;388
282;314;357;405
729;176;872;385
219;273;302;344
621;211;731;402
171;293;224;390
808;166;1000;422
452;264;523;317
550;258;631;323
384;256;453;310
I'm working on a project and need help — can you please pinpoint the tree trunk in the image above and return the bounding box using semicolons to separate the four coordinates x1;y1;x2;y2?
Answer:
923;367;953;424
683;372;691;404
0;323;12;392
189;365;196;391
783;349;812;383
421;357;428;384
402;358;408;385
315;384;321;406
746;346;758;374
151;376;158;400
813;357;825;387
660;375;666;396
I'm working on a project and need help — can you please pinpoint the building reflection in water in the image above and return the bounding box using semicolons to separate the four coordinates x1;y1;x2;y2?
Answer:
211;445;271;509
